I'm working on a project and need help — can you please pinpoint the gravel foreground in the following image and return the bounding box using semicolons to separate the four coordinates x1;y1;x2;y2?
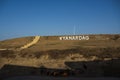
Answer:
4;76;120;80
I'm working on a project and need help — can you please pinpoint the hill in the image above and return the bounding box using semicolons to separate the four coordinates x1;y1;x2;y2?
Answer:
0;36;34;49
0;34;120;79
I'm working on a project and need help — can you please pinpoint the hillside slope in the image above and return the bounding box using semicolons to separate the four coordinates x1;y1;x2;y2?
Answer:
0;34;120;79
0;36;34;49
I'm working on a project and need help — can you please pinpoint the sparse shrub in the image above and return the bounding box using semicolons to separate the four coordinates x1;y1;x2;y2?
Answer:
0;50;16;58
19;52;27;58
111;35;119;40
19;47;120;59
48;50;67;59
34;52;44;58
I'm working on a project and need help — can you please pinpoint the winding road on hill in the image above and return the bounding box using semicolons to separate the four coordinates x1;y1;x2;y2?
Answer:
20;36;40;50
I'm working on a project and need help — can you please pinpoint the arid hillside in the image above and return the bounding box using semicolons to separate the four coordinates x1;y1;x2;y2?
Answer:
0;34;120;79
0;36;34;49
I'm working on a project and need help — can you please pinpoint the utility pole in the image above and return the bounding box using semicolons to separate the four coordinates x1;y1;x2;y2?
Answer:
74;25;76;35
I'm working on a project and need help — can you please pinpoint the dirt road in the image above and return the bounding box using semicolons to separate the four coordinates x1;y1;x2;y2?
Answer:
20;36;40;50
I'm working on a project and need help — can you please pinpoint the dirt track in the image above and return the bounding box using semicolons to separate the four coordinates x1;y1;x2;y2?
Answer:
19;36;40;50
0;36;40;51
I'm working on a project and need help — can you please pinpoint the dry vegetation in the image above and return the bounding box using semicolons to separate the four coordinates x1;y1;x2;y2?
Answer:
0;36;34;49
0;47;120;59
0;34;120;79
0;34;120;68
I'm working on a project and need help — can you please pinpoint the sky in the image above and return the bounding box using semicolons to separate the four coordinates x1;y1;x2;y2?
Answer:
0;0;120;40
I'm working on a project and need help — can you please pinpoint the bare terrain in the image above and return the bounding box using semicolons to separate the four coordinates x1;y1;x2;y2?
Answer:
0;34;120;79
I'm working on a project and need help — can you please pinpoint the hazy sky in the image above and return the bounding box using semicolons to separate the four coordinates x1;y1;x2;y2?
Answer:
0;0;120;40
